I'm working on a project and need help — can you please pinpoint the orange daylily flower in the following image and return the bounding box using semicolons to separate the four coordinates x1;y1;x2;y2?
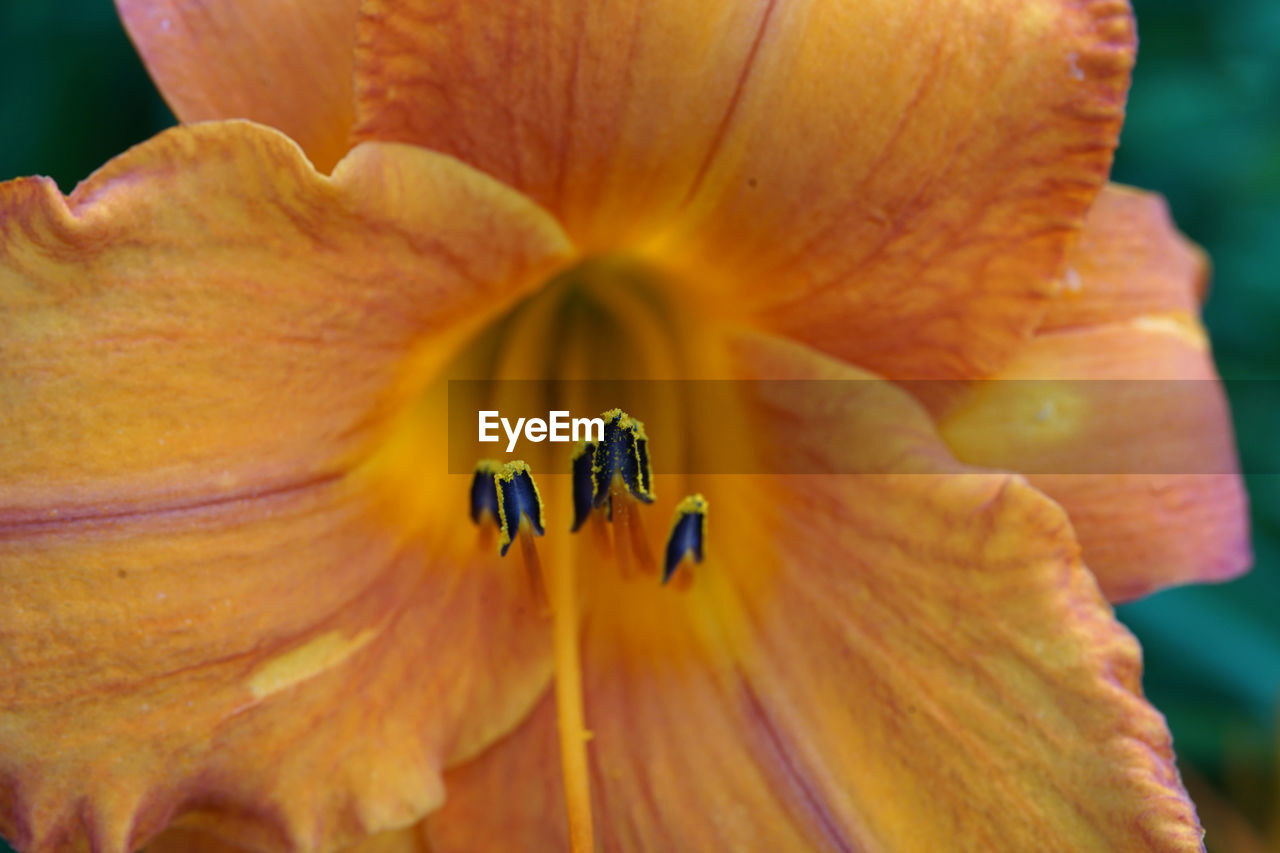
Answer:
0;1;1250;852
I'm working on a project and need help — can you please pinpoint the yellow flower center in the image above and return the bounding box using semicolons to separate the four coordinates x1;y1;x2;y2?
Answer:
362;254;771;851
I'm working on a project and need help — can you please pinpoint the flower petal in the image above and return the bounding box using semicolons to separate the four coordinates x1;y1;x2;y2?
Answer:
1042;184;1209;331
940;327;1250;602
937;186;1250;601
354;0;1135;378
117;0;361;172
1;121;571;521
145;822;432;852
425;334;1202;851
0;122;573;852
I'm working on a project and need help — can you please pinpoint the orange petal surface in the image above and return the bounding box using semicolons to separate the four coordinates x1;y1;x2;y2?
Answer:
354;0;1135;378
1042;184;1209;330
146;822;432;852
0;122;575;852
117;0;362;172
425;334;1202;852
938;186;1250;601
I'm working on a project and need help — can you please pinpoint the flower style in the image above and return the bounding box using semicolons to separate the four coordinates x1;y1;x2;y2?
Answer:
0;1;1250;852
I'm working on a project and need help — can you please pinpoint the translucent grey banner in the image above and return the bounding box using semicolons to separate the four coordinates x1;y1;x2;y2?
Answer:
446;380;1275;475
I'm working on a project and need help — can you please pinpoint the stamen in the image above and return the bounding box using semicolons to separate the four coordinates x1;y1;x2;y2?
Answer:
597;408;655;505
469;459;502;526
663;494;708;586
469;460;502;550
569;441;598;532
587;509;613;557
610;478;656;576
623;505;656;574
569;410;658;574
608;480;636;579
494;460;545;556
570;409;655;533
517;522;549;613
494;461;549;609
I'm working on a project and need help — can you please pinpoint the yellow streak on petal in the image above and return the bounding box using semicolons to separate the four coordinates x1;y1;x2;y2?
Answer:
939;380;1089;460
247;628;379;701
1129;312;1210;351
939;312;1209;467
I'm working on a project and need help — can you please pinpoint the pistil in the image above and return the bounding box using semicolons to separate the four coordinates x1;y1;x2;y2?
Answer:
476;459;595;851
546;527;594;853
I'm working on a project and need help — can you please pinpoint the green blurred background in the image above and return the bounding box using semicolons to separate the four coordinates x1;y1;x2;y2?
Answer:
0;0;1276;849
